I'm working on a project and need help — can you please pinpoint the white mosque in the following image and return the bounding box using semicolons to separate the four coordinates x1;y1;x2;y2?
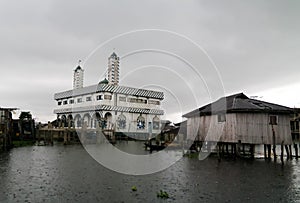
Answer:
53;53;164;138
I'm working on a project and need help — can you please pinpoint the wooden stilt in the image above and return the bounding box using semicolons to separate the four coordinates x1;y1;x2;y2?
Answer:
233;144;237;159
289;145;292;160
250;144;255;158
226;144;229;156
264;144;267;159
285;145;289;160
218;143;221;162
273;144;277;162
231;143;234;156
221;143;225;157
242;144;245;155
295;143;298;159
267;144;271;159
272;125;276;162
280;142;284;164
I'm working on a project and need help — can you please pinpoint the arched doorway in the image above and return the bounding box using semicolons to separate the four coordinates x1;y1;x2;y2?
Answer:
74;114;82;128
67;114;74;128
92;112;102;128
83;113;91;128
104;112;113;129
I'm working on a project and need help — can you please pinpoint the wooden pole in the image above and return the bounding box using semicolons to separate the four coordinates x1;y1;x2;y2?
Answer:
267;144;271;159
285;145;289;160
233;144;237;159
281;142;284;164
250;144;255;158
289;145;292;160
226;144;229;156
218;143;221;162
272;125;276;162
295;143;298;159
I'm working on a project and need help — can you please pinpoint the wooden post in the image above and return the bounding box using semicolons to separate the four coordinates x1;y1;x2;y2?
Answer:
250;144;255;158
264;144;267;159
280;142;284;164
218;143;221;162
289;145;292;160
295;144;298;159
267;144;271;159
285;145;290;160
226;144;229;156
233;144;237;159
221;143;225;157
242;144;245;156
272;133;277;162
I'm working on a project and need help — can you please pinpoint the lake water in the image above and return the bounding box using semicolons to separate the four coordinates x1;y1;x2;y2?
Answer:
1;142;300;202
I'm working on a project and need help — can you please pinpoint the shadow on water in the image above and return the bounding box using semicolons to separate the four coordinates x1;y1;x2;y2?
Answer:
0;142;299;202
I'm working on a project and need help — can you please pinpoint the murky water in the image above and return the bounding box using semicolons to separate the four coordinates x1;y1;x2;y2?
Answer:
1;142;300;202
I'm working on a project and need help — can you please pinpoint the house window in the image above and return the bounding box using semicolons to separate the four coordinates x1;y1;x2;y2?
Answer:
104;95;112;100
117;114;126;129
63;100;68;105
149;100;160;105
96;95;102;100
218;114;226;122
137;115;145;129
269;115;277;125
86;96;92;102
129;98;147;104
119;96;126;102
69;99;74;104
77;98;82;103
58;101;62;106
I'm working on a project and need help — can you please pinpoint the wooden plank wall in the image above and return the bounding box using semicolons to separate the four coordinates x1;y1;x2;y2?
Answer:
187;113;292;144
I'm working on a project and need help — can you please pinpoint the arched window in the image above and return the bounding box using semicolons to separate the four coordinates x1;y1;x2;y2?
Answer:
153;116;160;130
117;113;126;129
137;115;145;129
74;114;82;128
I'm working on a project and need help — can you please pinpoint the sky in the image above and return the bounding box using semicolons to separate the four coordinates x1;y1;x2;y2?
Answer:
0;0;300;123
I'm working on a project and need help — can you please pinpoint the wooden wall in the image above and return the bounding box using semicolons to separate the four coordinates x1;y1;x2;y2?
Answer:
187;113;292;145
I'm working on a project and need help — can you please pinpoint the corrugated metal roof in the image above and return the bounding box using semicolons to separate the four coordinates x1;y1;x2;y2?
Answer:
53;105;164;115
183;93;293;117
54;84;164;100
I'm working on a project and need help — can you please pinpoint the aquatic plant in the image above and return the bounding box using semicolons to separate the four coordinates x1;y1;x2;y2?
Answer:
131;186;137;191
157;190;169;199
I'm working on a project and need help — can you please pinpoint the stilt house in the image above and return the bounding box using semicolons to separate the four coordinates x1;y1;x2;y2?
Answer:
183;93;293;145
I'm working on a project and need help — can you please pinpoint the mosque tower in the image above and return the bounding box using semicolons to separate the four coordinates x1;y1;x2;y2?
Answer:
73;61;84;89
107;52;120;85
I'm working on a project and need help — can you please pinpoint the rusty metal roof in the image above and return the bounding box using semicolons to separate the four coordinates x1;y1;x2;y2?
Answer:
183;93;293;117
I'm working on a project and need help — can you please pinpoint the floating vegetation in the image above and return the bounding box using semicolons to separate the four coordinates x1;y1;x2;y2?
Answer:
131;186;137;191
13;140;36;148
183;152;199;159
157;190;169;199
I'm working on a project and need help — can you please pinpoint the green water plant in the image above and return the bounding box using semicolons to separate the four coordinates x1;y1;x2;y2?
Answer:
157;190;169;199
131;186;137;191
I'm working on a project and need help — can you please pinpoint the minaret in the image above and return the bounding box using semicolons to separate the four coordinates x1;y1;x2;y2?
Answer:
107;52;120;85
73;61;84;89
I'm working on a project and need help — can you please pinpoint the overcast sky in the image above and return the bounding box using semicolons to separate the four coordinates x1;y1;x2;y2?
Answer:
0;0;300;123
